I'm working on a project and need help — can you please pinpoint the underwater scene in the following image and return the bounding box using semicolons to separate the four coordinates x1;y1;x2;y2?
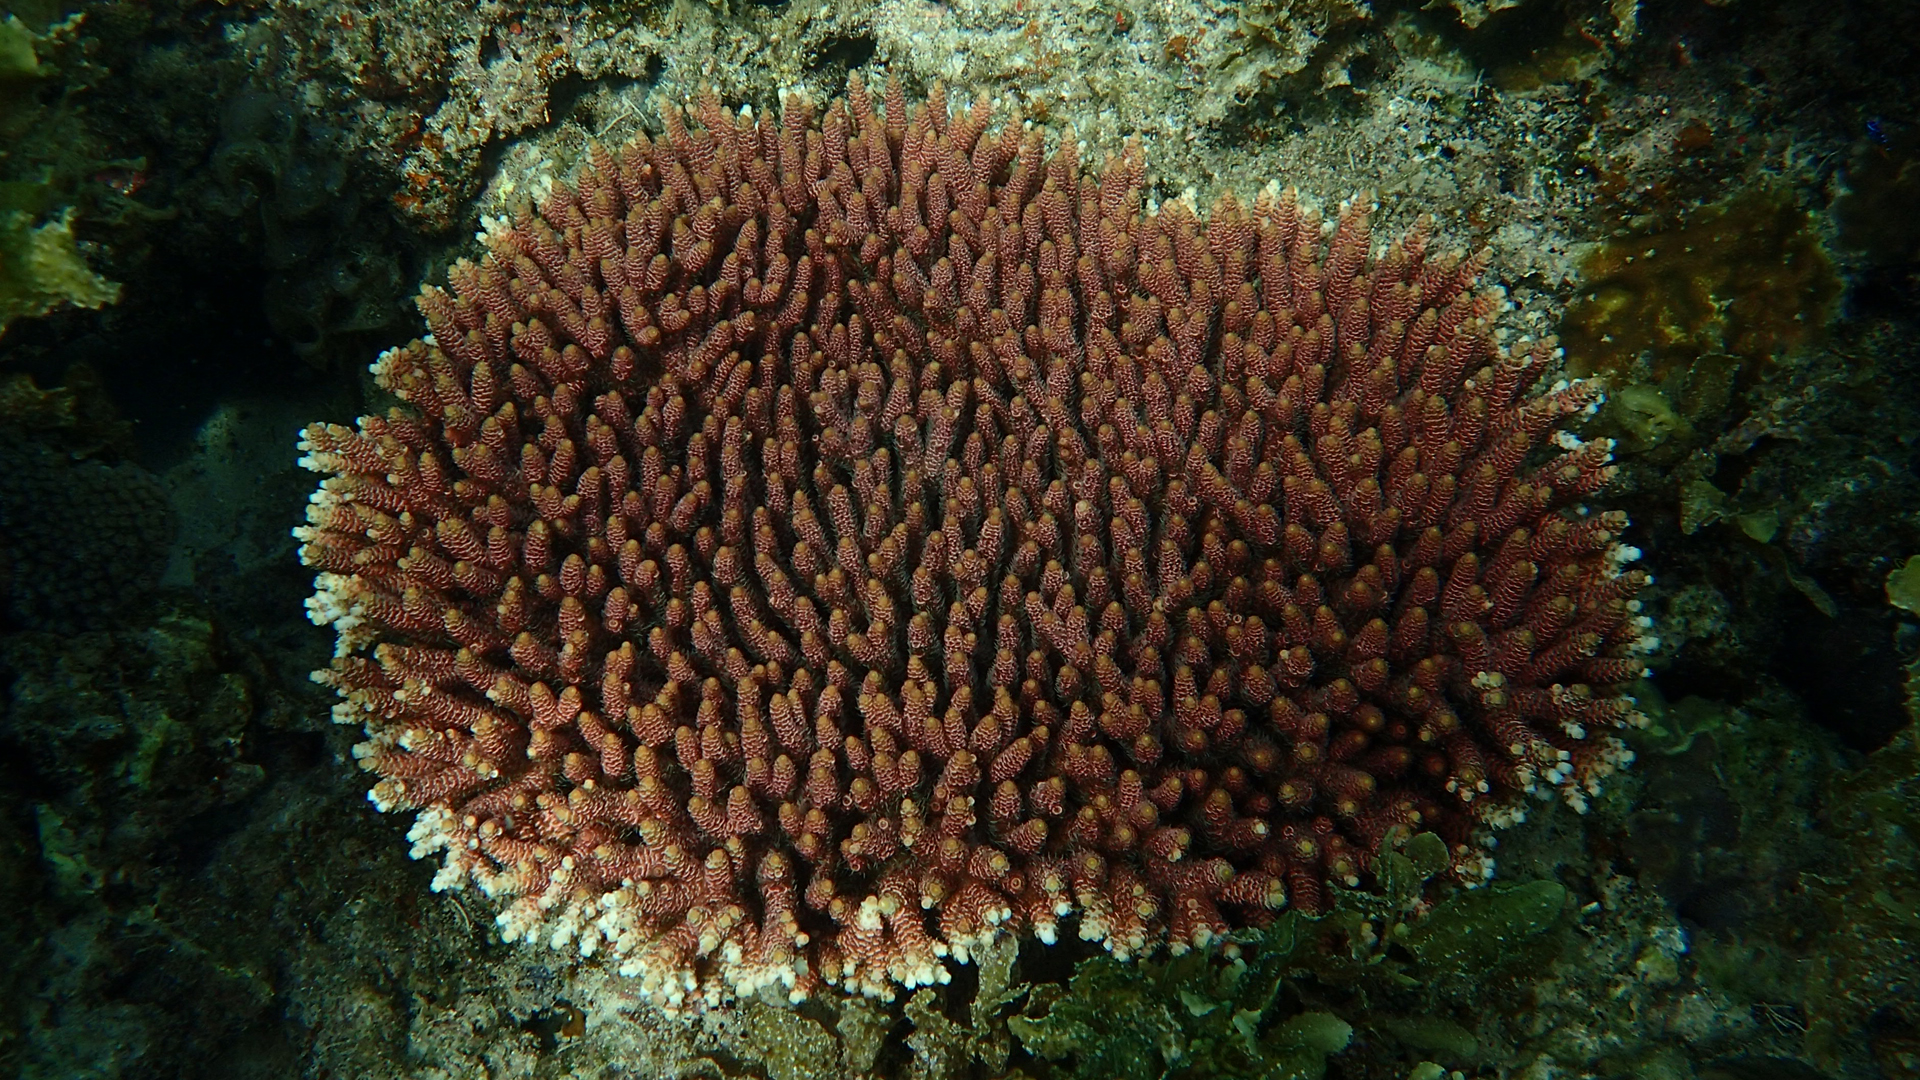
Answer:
2;0;1918;1077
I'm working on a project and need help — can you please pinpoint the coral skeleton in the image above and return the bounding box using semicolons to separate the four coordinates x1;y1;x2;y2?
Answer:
296;76;1649;1010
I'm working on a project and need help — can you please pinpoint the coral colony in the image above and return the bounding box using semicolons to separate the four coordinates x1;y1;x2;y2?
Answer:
295;76;1653;1011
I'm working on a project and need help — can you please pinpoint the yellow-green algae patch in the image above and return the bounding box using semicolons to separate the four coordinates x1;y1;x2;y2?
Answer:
1603;382;1691;459
1;208;120;336
1560;188;1840;383
0;15;120;338
1887;555;1920;615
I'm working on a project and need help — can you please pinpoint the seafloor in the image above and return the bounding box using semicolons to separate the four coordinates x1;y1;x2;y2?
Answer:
1;0;1918;1077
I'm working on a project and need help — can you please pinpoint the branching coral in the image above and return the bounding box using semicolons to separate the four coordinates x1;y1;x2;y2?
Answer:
296;75;1650;1010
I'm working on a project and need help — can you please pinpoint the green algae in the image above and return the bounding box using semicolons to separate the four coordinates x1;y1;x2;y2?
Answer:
0;16;40;89
1637;693;1734;756
1003;832;1565;1079
0;207;120;337
1400;881;1568;979
731;1002;843;1080
1560;188;1840;385
1604;382;1692;459
1379;1017;1478;1059
0;16;120;338
1887;555;1920;614
833;995;893;1076
903;934;1024;1079
1007;931;1352;1080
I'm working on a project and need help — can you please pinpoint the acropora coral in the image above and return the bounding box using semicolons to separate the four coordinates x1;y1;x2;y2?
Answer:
295;75;1652;1011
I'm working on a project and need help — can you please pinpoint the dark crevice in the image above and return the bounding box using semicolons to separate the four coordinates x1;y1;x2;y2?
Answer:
807;34;877;76
1771;594;1906;752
